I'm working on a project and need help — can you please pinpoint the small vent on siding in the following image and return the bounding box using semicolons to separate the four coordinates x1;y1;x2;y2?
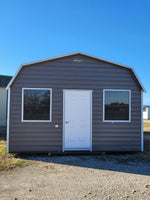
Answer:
74;58;83;63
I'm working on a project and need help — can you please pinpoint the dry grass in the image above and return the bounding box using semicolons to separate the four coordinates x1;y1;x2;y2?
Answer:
143;120;150;131
0;140;33;171
143;120;150;153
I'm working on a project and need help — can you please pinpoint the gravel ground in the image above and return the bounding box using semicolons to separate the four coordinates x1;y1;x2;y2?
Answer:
0;155;150;200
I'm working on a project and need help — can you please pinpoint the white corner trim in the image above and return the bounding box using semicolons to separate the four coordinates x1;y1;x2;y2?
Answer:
141;91;144;152
6;88;10;153
21;88;52;122
6;52;146;92
90;90;93;152
103;89;131;123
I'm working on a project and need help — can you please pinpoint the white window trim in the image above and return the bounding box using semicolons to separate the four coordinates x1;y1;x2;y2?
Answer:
21;88;52;122
103;89;131;123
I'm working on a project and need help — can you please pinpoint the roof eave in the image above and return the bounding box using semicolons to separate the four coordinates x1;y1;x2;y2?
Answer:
6;52;146;92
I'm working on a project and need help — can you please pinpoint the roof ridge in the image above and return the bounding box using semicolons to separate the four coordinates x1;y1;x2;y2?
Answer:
6;52;146;92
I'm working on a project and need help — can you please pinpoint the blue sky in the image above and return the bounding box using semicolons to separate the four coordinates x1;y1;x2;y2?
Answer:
0;0;150;104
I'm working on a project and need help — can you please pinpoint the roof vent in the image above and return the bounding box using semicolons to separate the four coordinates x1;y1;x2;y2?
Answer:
74;59;83;63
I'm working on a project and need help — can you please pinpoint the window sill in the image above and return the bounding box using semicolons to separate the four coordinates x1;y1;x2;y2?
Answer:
21;120;52;122
103;120;131;123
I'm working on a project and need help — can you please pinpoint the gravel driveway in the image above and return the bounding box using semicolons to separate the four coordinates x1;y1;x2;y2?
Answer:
0;154;150;200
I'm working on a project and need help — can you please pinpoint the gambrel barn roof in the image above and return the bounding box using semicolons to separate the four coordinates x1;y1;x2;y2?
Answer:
6;52;145;92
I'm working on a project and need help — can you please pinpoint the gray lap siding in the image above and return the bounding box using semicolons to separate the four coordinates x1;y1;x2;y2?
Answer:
9;55;141;152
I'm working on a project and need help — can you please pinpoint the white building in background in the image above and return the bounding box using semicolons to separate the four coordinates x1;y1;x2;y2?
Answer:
143;105;150;120
0;75;12;126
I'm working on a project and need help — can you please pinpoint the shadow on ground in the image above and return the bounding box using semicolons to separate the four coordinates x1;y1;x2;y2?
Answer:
20;150;150;177
19;132;150;177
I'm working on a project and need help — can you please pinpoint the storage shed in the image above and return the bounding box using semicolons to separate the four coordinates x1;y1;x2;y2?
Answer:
0;75;12;127
143;106;150;120
6;52;145;153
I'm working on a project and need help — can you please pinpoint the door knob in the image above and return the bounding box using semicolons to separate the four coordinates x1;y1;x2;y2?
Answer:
65;121;69;124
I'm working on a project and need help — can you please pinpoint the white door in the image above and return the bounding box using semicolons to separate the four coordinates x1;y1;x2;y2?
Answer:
63;90;92;151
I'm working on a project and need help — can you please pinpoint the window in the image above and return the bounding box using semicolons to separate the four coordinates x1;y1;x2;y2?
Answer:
22;88;52;122
103;90;131;122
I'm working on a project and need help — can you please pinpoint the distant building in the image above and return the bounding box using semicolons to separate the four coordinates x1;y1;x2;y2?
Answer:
143;105;150;120
0;75;12;127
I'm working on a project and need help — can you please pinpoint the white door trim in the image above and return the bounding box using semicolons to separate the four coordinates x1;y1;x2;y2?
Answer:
63;89;92;152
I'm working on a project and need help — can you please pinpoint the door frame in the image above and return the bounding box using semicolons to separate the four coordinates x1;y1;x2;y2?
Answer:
62;89;93;152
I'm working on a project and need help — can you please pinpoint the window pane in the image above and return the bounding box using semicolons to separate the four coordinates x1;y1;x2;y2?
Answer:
105;91;129;121
24;89;50;120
